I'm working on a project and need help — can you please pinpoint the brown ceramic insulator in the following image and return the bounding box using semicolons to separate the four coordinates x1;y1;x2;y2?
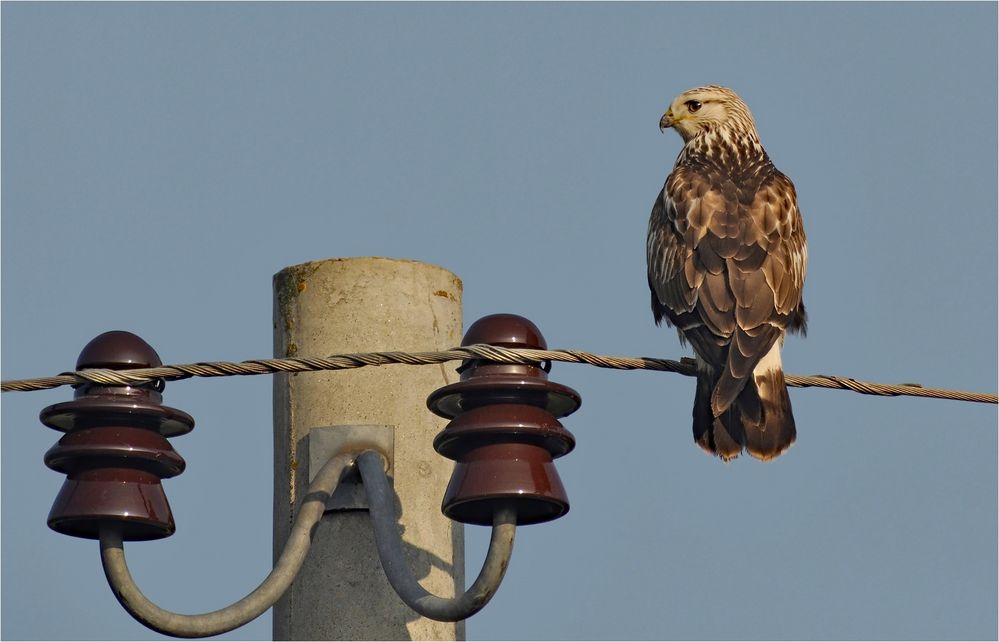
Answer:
462;313;548;350
440;442;569;526
427;315;582;526
42;331;194;437
435;405;575;526
73;330;166;397
46;466;180;541
426;314;582;419
76;330;164;370
40;331;193;540
433;404;575;460
45;426;186;477
44;427;185;540
458;313;549;380
41;396;195;438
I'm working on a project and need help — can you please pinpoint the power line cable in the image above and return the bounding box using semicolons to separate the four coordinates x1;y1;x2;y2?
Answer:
2;344;994;404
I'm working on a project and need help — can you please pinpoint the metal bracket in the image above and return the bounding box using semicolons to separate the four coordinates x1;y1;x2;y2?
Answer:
308;425;394;512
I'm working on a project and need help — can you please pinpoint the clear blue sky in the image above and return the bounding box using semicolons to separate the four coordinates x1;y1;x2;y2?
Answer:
2;3;996;640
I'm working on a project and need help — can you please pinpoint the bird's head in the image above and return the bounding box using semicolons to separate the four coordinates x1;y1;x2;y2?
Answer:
660;85;759;144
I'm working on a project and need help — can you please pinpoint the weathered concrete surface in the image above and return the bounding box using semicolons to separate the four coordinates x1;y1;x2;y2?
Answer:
273;257;464;640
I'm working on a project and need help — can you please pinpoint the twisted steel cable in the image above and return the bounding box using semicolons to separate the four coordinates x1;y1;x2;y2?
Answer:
2;344;995;404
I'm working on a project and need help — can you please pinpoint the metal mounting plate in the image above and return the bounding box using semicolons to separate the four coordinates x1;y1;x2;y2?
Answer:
308;425;394;512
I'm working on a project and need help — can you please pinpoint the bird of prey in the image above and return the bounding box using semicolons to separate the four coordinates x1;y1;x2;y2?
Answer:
647;85;807;461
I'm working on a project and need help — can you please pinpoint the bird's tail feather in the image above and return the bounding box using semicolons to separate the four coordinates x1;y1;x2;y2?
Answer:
693;365;796;462
742;366;796;460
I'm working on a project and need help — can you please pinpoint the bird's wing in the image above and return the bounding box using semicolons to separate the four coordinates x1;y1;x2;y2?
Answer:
647;169;705;326
648;166;732;362
712;169;806;413
755;171;808;331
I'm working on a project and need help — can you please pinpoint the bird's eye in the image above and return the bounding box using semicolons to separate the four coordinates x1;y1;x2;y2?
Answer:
686;100;702;113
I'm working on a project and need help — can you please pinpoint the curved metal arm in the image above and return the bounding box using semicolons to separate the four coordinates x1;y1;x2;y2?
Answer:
356;450;517;622
99;453;355;638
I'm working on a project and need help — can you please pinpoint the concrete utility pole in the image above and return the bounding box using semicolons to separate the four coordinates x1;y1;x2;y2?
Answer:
272;257;464;640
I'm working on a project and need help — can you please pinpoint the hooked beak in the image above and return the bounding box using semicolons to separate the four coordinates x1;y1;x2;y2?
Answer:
659;109;674;132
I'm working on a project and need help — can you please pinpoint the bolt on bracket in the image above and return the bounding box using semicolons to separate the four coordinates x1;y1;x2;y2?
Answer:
307;425;394;511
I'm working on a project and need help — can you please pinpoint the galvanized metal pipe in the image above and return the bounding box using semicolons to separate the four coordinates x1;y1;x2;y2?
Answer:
356;450;517;622
99;453;355;638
